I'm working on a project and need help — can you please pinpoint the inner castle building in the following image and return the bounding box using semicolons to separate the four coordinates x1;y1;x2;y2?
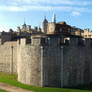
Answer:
0;14;92;87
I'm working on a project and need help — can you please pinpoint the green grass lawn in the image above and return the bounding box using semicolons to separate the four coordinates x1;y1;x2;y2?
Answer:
0;72;91;92
0;89;8;92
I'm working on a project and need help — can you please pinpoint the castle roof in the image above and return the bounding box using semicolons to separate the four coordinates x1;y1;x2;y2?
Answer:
43;16;48;23
57;21;67;25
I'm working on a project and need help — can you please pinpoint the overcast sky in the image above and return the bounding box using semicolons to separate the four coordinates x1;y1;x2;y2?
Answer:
0;0;92;31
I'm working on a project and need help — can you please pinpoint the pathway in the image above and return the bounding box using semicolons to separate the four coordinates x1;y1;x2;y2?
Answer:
0;83;33;92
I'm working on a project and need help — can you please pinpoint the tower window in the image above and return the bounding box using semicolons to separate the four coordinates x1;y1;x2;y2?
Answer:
60;28;62;32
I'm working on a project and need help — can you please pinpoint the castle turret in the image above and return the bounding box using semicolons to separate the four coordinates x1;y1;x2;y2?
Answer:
27;25;31;32
17;27;21;35
17;27;21;32
22;19;27;32
42;16;48;34
38;27;41;32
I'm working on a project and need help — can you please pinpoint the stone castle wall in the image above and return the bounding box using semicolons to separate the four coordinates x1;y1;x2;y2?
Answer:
17;38;42;86
0;41;17;74
63;38;92;87
17;36;92;88
17;36;65;87
42;37;63;87
0;35;92;88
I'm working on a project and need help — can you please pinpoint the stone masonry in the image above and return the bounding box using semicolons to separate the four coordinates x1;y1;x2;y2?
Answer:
17;34;92;87
0;33;92;88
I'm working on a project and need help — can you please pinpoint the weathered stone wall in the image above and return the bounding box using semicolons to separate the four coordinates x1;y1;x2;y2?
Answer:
63;38;92;87
0;41;17;74
17;38;42;86
17;36;64;87
17;35;92;88
42;37;63;87
17;39;28;84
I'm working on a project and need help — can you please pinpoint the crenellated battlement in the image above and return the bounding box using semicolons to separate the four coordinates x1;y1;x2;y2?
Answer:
18;34;92;49
67;37;92;47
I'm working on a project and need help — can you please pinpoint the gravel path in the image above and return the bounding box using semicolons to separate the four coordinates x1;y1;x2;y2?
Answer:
0;83;33;92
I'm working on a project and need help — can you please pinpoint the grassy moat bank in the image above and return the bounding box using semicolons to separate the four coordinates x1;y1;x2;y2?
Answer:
0;72;91;92
0;89;8;92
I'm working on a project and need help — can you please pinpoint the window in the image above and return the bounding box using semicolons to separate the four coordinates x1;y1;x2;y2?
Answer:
60;28;62;32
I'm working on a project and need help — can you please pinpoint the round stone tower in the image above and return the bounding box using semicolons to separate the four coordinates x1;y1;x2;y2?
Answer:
42;16;48;34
